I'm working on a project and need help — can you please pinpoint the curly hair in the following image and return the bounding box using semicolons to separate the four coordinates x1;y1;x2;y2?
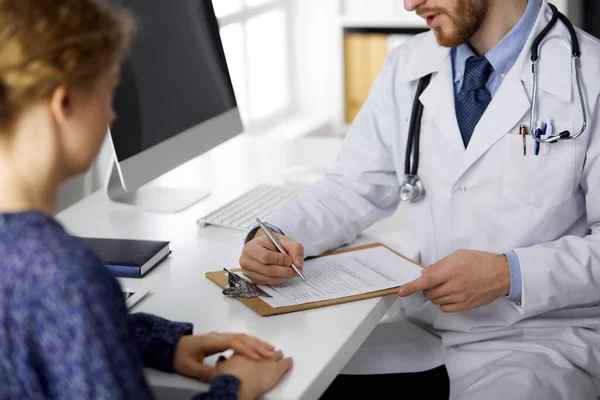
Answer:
0;0;134;129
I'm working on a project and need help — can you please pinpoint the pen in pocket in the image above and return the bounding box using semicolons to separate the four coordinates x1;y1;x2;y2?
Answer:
541;121;552;155
534;121;544;156
519;125;528;156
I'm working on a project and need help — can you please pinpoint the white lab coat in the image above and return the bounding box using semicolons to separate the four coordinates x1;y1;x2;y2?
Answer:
269;2;600;399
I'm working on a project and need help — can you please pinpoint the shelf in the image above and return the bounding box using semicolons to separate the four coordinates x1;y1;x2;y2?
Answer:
340;15;427;29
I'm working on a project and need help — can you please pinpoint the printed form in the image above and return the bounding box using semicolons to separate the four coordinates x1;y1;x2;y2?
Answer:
245;246;423;308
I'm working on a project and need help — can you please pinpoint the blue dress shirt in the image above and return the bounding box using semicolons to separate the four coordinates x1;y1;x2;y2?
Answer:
451;0;542;303
451;0;541;97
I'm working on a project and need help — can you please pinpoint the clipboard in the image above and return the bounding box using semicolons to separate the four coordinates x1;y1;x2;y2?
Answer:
205;242;423;316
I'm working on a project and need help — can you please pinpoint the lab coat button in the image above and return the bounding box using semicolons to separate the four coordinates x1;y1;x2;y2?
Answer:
460;186;467;193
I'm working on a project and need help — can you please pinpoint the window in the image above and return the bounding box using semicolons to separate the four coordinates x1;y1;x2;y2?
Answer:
213;0;291;130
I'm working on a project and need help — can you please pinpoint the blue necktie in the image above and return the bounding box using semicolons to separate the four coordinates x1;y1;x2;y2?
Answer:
455;56;493;147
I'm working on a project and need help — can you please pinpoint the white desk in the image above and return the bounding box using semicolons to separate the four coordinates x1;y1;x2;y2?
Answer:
57;135;419;400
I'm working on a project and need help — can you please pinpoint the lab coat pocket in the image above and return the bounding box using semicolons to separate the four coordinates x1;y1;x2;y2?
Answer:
502;122;576;208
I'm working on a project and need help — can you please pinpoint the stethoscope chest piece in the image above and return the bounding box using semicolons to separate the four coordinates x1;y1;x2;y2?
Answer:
399;174;424;203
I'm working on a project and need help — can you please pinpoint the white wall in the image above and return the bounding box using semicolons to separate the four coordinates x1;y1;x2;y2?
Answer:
288;0;344;129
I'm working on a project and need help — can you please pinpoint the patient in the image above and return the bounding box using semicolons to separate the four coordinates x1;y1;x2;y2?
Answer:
0;0;291;399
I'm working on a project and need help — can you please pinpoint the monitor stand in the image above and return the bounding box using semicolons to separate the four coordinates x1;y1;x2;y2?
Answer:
105;162;210;213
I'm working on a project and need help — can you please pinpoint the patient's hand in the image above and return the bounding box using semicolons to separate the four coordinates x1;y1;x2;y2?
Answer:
173;332;276;382
216;351;293;400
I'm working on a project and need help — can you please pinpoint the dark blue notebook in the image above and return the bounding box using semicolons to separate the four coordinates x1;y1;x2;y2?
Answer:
76;237;171;278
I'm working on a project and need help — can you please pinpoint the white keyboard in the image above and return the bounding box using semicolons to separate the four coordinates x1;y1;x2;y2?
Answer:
196;184;304;231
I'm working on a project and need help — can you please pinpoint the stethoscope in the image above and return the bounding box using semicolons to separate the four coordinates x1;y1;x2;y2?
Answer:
399;4;587;203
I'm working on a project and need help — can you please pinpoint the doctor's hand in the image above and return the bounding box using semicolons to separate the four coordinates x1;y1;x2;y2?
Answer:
239;231;304;285
398;250;511;313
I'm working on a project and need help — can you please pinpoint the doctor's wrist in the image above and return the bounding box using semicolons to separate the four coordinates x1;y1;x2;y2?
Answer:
244;226;264;243
253;229;266;240
496;254;511;297
245;222;284;244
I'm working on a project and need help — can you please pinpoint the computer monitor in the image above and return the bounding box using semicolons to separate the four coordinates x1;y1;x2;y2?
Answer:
105;0;243;212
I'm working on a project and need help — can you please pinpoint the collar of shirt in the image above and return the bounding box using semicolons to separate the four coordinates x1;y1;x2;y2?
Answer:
451;0;542;96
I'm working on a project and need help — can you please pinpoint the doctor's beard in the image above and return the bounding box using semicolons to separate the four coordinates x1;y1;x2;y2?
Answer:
419;0;489;48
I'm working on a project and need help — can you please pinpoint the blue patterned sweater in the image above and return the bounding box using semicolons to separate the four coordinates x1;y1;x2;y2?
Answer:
0;211;240;399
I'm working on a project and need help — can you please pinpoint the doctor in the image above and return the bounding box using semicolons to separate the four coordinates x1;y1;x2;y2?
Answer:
241;0;600;398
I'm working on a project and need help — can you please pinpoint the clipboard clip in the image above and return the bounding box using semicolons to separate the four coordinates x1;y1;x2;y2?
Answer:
222;268;272;299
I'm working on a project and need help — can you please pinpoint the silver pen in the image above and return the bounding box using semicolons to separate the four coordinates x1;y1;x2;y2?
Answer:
255;217;307;282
